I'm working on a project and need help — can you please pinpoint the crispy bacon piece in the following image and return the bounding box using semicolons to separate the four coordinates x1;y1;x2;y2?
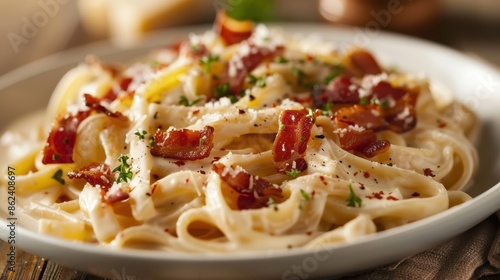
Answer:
334;106;391;157
335;105;386;131
214;10;254;45
68;162;130;204
151;126;214;160
68;162;114;190
345;48;382;77
335;121;377;152
43;94;128;164
272;109;314;173
371;81;406;101
312;77;359;109
362;140;391;158
105;188;130;204
84;94;127;121
212;163;283;210
383;91;418;133
42;110;91;164
218;43;284;97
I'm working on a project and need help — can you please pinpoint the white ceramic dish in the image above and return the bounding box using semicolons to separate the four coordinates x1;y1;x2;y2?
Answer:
1;24;499;280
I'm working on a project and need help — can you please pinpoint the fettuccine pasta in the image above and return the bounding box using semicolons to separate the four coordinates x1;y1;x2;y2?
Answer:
0;18;478;253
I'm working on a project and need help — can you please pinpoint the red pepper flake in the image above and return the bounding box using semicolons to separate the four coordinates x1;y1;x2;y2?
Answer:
151;184;157;194
211;156;221;164
172;160;185;167
199;170;206;175
411;192;420;197
185;178;190;183
192;109;200;115
353;172;358;176
423;168;435;177
306;231;312;236
367;191;384;200
363;171;370;178
387;196;398;201
272;103;277;108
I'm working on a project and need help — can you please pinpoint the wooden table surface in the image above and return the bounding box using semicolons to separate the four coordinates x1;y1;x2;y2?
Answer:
1;10;499;280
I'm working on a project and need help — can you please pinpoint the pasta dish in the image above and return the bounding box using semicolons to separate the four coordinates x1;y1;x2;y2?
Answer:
0;16;479;253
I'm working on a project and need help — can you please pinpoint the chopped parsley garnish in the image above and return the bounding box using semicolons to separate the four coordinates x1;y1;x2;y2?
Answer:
275;56;289;64
179;95;201;106
346;183;362;207
267;197;276;206
300;189;310;201
324;64;343;84
199;54;219;73
214;83;239;103
134;130;147;140
149;137;155;147
51;169;65;185
286;168;301;179
380;100;389;109
359;96;369;106
113;155;133;183
321;102;333;116
307;108;316;123
292;65;307;86
247;74;266;87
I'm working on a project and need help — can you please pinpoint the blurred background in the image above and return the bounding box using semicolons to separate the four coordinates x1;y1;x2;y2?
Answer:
0;0;499;75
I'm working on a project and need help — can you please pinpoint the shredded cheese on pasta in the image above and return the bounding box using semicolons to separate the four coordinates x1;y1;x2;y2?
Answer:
0;24;478;253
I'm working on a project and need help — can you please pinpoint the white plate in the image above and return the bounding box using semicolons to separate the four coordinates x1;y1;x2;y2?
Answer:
1;24;499;280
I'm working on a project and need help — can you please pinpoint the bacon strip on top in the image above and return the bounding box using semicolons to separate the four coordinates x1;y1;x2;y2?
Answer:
42;110;91;164
344;48;383;77
68;162;114;190
212;162;283;210
272;109;314;173
68;162;130;204
151;126;214;160
43;94;127;164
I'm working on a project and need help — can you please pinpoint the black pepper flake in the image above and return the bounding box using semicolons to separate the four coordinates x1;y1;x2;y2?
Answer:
146;192;151;196
238;109;245;114
253;124;258;127
153;112;159;119
249;94;256;101
315;135;325;139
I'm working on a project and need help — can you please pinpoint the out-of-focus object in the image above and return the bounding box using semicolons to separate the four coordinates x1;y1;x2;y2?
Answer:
0;0;79;74
318;0;441;37
78;0;214;45
78;0;323;46
441;0;500;23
